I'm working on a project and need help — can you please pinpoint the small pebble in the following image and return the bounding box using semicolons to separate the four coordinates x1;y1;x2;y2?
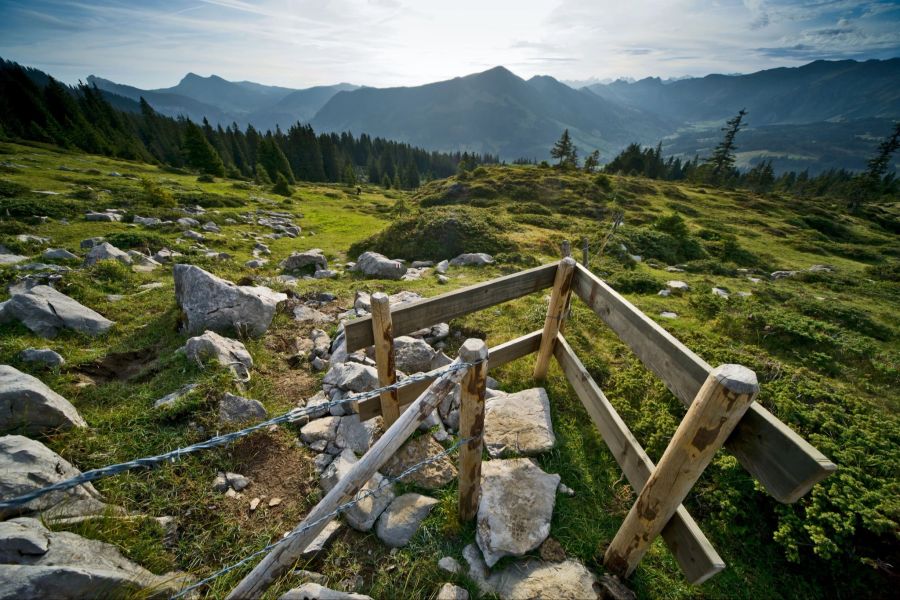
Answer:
250;497;260;511
269;497;282;507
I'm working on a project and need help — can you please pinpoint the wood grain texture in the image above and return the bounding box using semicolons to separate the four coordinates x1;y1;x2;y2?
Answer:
604;364;758;578
357;330;543;420
571;263;835;503
371;293;400;426
458;339;488;522
554;335;724;584
534;257;576;379
227;352;470;599
344;262;559;352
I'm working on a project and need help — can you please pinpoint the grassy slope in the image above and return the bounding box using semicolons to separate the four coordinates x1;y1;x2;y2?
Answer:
1;143;897;599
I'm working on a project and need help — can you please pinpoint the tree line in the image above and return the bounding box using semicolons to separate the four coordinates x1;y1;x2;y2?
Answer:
0;59;498;188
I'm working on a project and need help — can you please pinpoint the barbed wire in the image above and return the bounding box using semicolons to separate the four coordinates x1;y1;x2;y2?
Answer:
170;436;469;599
0;359;481;510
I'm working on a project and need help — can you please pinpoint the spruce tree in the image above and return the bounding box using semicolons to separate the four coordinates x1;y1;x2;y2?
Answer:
272;172;292;196
584;149;600;173
182;121;225;176
551;129;578;169
706;109;747;184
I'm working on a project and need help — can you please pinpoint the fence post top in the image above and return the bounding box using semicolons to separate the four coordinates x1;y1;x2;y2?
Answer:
371;291;389;303
459;338;488;361
712;364;759;395
560;256;576;268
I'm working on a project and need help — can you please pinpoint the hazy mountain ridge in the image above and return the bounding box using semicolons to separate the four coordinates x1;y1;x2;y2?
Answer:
85;59;899;172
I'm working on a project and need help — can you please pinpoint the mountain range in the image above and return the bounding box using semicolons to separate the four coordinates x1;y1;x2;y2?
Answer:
82;59;900;173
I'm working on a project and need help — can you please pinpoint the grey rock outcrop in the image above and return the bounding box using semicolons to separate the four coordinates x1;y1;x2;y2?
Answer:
41;248;78;261
84;211;122;222
279;583;372;600
0;285;113;338
219;393;267;424
183;330;253;376
483;388;555;458
0;517;190;599
476;459;560;567
294;305;334;325
375;493;439;547
19;348;64;368
323;362;379;393
393;336;435;374
0;366;86;436
83;242;132;267
356;252;407;280
282;249;328;273
320;449;394;531
0;436;110;520
174;264;286;337
449;253;494;267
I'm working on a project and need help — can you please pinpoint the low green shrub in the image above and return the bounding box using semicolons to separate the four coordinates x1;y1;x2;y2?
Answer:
348;205;515;261
609;271;663;294
106;231;167;253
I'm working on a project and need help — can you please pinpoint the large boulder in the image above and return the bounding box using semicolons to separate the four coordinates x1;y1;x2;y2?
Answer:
393;336;436;374
83;242;132;267
320;449;394;531
0;285;113;338
476;459;560;567
0;517;190;598
375;493;439;547
356;252;407;280
0;436;110;520
483;388;555;458
174;264;286;337
282;249;328;273
0;366;86;436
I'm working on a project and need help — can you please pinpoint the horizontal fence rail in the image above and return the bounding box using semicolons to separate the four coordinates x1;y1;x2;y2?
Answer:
344;262;559;352
570;263;836;503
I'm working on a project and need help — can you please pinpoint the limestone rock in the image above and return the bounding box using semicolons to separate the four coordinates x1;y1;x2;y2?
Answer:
41;248;77;261
19;348;65;368
300;520;342;557
476;459;560;567
436;260;449;274
0;365;86;436
300;416;341;445
127;251;161;272
84;211;122;222
152;247;182;263
183;331;253;375
382;435;457;490
83;242;131;267
666;280;690;293
335;414;381;454
320;449;394;531
0;253;28;265
393;336;435;374
0;517;190;599
375;493;439;547
153;383;198;409
483;388;555;458
174;264;286;337
279;583;371;600
219;393;267;424
437;583;469;600
711;287;730;298
323;362;379;393
771;270;798;280
282;249;328;273
0;436;110;520
449;253;493;267
0;285;113;338
352;290;422;313
294;305;334;325
356;252;407;280
438;556;462;574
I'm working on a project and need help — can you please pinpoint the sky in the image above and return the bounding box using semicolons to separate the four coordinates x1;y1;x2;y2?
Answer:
1;0;898;89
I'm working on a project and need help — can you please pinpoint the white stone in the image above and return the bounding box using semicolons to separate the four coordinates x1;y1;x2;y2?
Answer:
375;493;439;547
483;388;555;458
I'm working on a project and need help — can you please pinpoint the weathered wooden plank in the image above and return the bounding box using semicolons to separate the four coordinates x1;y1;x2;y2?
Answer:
458;339;488;522
371;293;400;426
228;351;471;599
358;330;543;420
605;363;758;579
571;264;835;504
344;262;559;352
554;335;725;584
534;257;575;379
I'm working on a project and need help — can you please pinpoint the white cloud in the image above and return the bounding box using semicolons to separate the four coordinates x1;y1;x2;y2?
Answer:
0;0;896;88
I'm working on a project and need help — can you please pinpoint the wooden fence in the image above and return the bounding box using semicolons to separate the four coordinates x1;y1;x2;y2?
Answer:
229;258;835;596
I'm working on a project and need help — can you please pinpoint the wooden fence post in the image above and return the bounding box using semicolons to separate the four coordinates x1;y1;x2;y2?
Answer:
227;351;473;599
560;239;571;258
458;339;488;522
533;257;576;380
582;237;589;266
370;292;400;426
604;364;759;578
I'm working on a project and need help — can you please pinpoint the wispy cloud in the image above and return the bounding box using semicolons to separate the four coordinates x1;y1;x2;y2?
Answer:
0;0;897;88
